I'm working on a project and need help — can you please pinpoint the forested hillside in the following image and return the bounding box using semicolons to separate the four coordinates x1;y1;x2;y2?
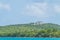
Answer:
0;22;60;37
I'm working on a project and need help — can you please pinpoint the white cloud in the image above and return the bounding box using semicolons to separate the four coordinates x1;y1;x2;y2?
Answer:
54;5;60;13
25;2;49;18
0;3;11;11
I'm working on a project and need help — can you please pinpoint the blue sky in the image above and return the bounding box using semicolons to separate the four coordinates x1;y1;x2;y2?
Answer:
0;0;60;25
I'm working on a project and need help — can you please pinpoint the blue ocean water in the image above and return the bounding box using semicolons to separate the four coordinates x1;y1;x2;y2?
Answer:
0;38;60;40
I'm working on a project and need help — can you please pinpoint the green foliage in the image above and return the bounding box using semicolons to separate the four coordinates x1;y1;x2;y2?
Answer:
0;23;59;37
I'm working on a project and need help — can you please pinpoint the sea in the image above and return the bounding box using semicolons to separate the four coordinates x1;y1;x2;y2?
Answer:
0;38;60;40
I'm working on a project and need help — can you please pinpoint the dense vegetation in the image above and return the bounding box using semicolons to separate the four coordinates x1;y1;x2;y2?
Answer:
0;22;60;37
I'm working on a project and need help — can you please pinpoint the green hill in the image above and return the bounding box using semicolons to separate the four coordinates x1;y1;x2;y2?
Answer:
0;22;60;37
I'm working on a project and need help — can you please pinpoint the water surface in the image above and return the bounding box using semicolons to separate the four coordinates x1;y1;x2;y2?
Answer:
0;38;60;40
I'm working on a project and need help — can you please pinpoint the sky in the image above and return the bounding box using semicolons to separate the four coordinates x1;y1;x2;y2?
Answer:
0;0;60;25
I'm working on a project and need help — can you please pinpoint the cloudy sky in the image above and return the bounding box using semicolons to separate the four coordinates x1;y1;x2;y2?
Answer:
0;0;60;25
